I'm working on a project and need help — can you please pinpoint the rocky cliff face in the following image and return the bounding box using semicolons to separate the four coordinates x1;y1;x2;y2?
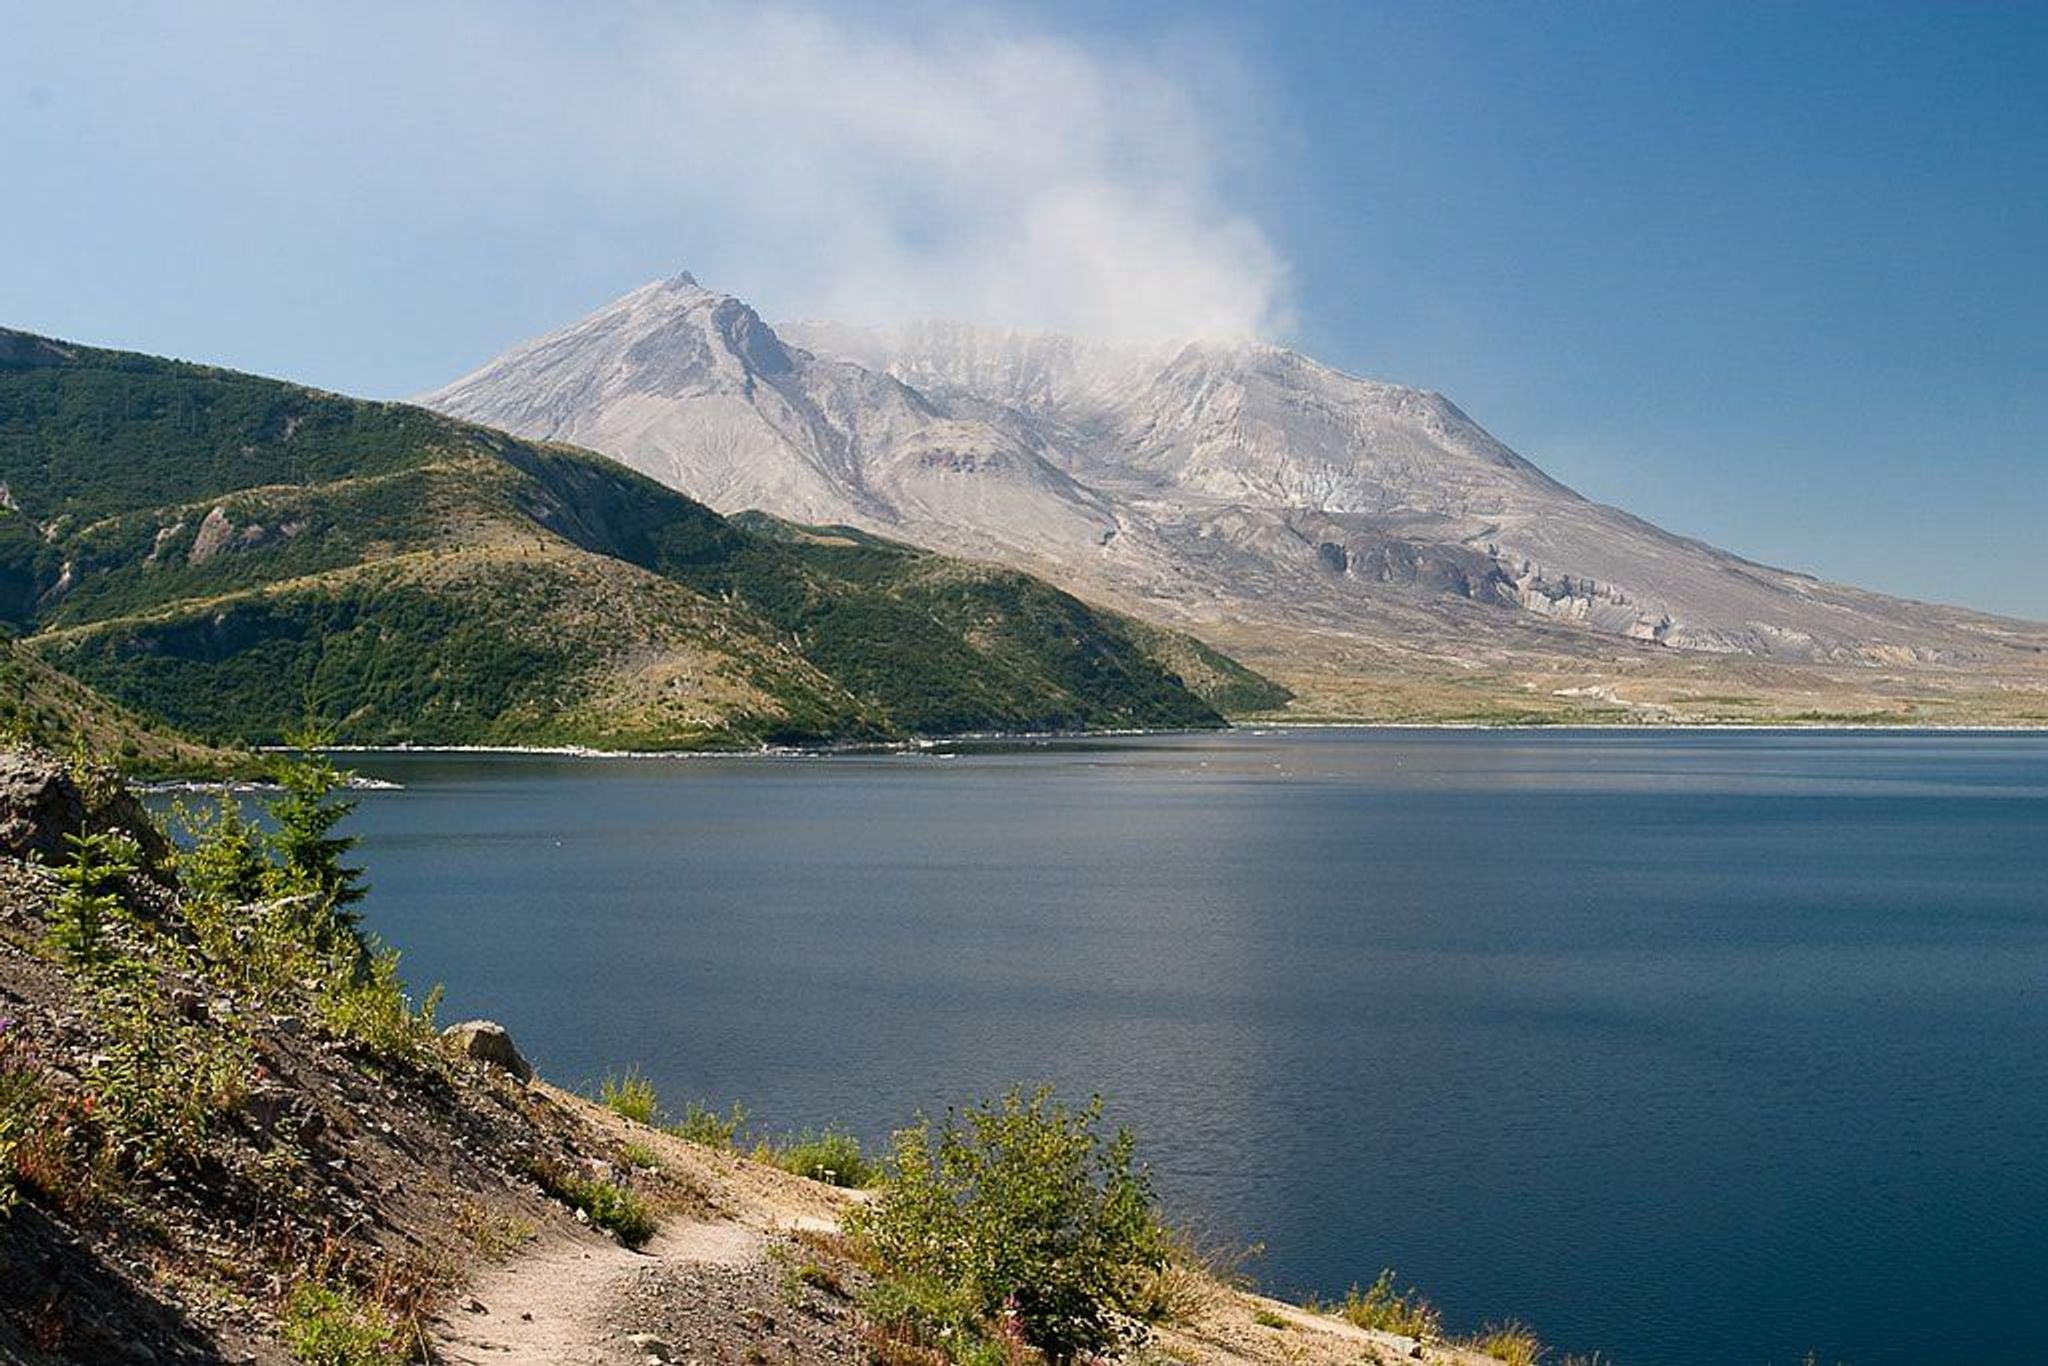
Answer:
423;277;2048;694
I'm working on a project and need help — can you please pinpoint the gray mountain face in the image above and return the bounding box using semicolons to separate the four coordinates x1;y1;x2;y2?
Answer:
421;276;2048;694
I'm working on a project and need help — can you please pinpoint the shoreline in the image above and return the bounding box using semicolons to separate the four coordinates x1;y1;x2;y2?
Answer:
135;720;2045;787
304;718;2048;763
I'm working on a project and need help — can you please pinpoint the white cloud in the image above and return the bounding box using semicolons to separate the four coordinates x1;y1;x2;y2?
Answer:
2;1;1290;348
588;3;1292;339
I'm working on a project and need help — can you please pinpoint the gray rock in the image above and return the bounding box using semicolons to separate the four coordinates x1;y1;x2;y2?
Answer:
0;748;170;873
0;750;89;864
441;1019;533;1082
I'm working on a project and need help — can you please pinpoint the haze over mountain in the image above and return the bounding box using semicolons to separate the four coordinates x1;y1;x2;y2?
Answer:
424;275;2048;725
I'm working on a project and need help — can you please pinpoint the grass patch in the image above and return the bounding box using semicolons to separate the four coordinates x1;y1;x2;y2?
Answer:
1318;1269;1442;1340
1465;1321;1546;1365
767;1240;852;1304
601;1067;660;1124
280;1280;403;1366
592;1064;752;1153
666;1099;748;1150
455;1203;538;1261
1252;1308;1289;1330
1132;1225;1262;1328
752;1126;880;1188
521;1157;657;1249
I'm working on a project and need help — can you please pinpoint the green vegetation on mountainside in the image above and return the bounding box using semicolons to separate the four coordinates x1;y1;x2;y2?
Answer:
1;327;1279;751
0;635;244;773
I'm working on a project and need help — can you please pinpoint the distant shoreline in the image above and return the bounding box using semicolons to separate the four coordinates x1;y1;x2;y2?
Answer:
298;719;2048;764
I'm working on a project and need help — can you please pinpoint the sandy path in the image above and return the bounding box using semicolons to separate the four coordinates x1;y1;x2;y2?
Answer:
433;1220;764;1366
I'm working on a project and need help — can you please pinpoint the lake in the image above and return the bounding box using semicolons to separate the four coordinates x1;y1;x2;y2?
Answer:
333;730;2048;1366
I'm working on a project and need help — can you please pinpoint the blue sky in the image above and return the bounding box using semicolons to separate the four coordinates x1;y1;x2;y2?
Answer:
4;1;2043;618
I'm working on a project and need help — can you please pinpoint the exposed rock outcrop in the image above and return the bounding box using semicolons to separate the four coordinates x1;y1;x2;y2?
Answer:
443;1019;535;1082
0;747;170;871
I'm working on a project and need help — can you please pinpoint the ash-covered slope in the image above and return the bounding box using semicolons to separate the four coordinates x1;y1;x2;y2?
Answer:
423;276;1129;577
424;277;2048;706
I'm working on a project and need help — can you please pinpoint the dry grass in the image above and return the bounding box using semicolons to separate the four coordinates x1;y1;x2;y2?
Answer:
1465;1321;1546;1365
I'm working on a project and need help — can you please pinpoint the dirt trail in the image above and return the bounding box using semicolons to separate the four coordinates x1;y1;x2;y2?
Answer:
434;1221;763;1366
432;1089;862;1366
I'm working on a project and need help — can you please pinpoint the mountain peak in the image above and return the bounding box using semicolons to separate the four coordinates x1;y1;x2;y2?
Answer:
419;276;2048;676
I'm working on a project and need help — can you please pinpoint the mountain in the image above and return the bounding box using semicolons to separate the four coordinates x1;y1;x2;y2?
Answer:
423;277;2048;725
0;326;1278;751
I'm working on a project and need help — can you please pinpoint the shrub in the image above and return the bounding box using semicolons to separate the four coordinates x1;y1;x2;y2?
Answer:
45;830;140;968
1466;1321;1546;1366
319;944;442;1064
1329;1268;1442;1340
522;1158;658;1249
754;1126;880;1187
858;1273;984;1357
280;1280;403;1366
601;1067;660;1125
86;981;253;1174
848;1086;1166;1363
666;1099;747;1149
561;1174;657;1248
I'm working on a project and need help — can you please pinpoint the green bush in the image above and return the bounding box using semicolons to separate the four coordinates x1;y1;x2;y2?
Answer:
84;982;253;1174
601;1066;660;1124
45;829;139;968
559;1173;657;1249
319;945;443;1063
754;1127;880;1188
521;1157;658;1249
849;1086;1166;1363
1327;1269;1443;1340
280;1280;403;1366
665;1098;747;1150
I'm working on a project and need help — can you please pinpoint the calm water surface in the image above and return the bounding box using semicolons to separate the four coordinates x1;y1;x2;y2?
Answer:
337;731;2048;1366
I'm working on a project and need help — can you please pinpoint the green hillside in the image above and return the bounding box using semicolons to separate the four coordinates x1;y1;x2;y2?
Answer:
0;634;243;773
1;327;1279;750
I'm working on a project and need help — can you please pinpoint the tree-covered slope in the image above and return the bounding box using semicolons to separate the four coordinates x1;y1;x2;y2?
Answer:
1;327;1277;748
0;634;242;773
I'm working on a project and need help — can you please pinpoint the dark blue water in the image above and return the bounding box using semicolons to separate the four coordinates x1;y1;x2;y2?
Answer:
335;731;2048;1366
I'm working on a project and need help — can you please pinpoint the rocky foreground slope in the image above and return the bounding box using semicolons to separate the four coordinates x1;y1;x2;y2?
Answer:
0;748;1517;1366
426;275;2048;724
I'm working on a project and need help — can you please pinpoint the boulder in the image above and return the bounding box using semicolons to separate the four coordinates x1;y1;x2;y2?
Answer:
0;747;170;872
442;1019;533;1082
